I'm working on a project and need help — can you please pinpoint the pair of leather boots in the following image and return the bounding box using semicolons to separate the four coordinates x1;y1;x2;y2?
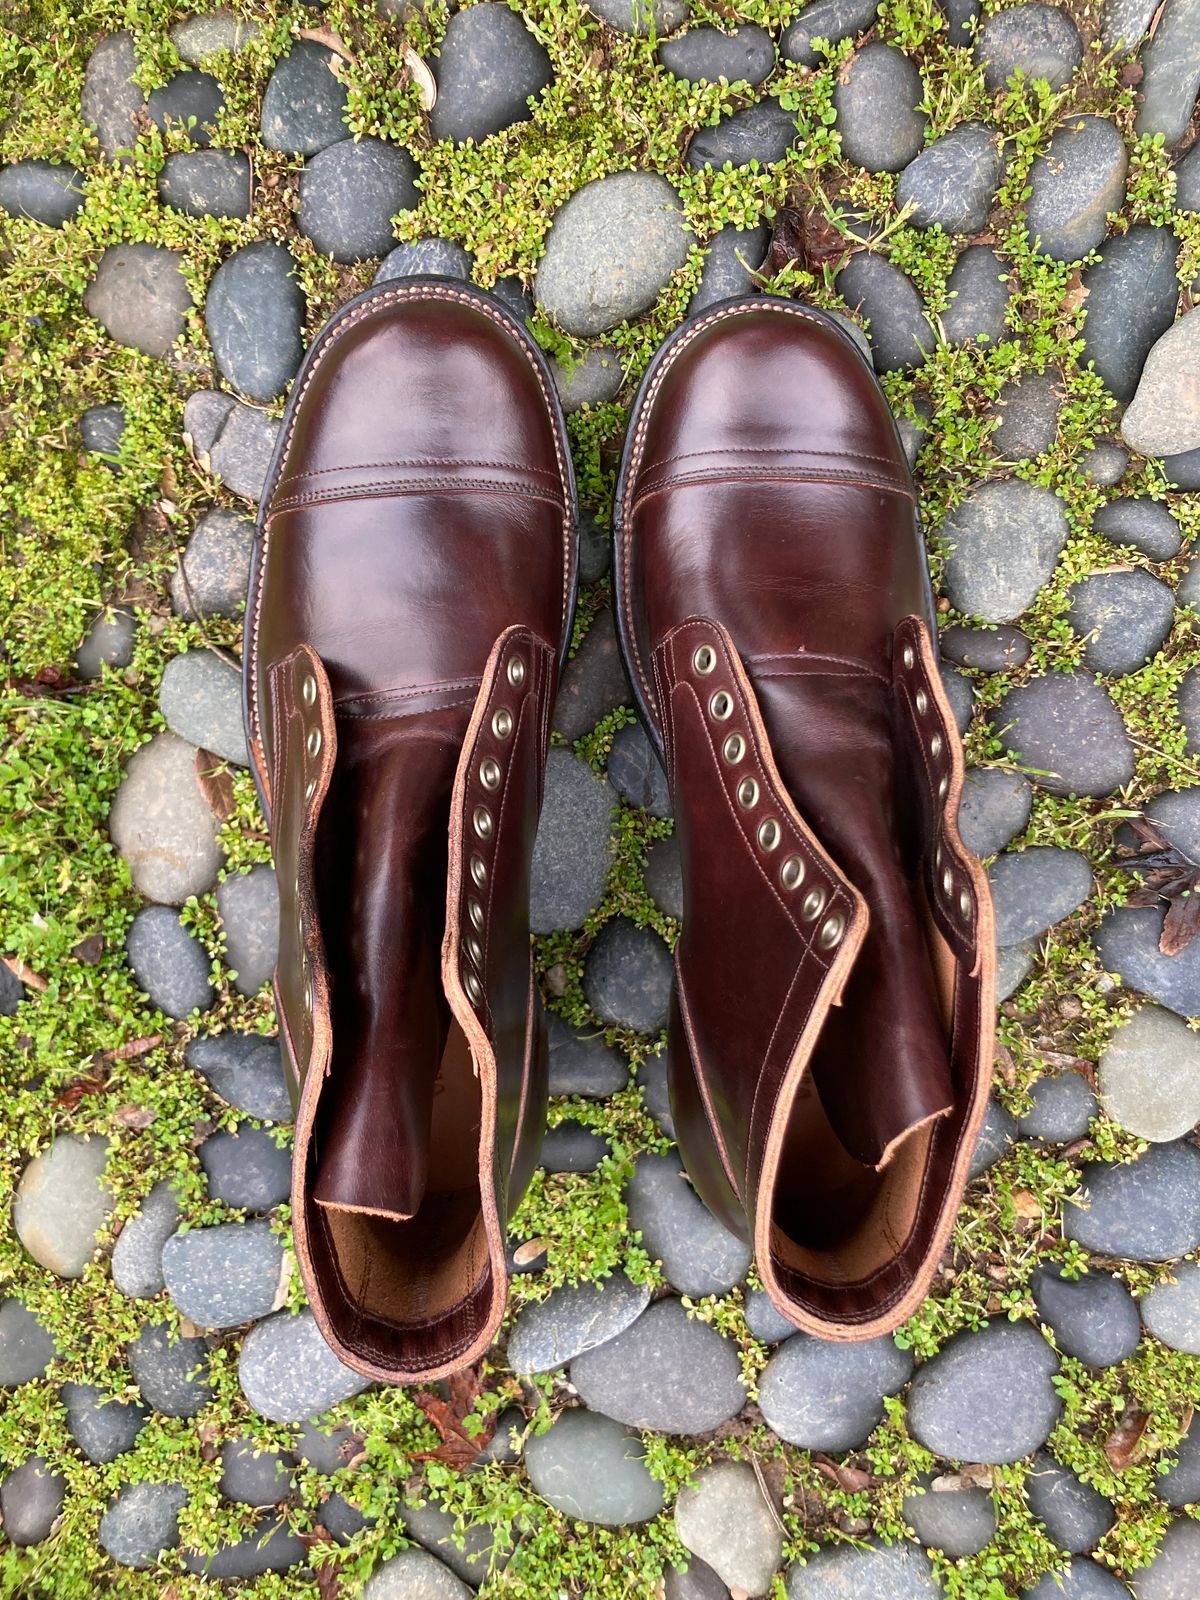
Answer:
244;279;995;1386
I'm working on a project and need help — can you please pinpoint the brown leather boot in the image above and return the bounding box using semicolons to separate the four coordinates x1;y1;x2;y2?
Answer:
244;279;576;1383
614;296;994;1340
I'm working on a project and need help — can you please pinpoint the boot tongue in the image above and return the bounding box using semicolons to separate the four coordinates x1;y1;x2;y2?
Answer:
755;664;954;1168
312;706;466;1221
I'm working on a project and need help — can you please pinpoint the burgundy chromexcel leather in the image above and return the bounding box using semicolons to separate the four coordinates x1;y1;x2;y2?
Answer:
244;279;577;1383
614;296;995;1340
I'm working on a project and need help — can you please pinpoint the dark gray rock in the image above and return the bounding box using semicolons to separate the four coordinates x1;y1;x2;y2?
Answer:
82;31;144;162
99;1482;187;1568
783;0;883;66
584;917;674;1034
759;1331;912;1450
239;1309;371;1423
836;254;933;372
1017;1073;1097;1142
80;402;125;466
1104;0;1158;52
971;1096;1019;1179
1135;0;1200;146
908;1319;1061;1463
61;1383;147;1463
172;507;255;620
686;98;798;170
989;845;1091;944
162;1220;286;1330
0;963;23;1016
0;1458;64;1546
1177;140;1200;210
0;1300;58;1386
396;1496;488;1583
660;26;775;84
834;43;927;173
0;159;85;226
1182;665;1200;754
299;136;418;263
944;0;982;44
998;942;1037;1000
976;4;1081;90
941;479;1068;622
294;1420;359;1472
507;1273;651;1374
260;40;350;154
903;1473;996;1557
942;245;1012;345
172;11;261;63
1026;117;1129;263
958;767;1033;859
1140;1259;1200;1354
1099;1002;1200;1142
675;1460;784;1596
375;238;474;282
1130;1517;1200;1598
578;511;612;584
990;370;1061;459
1064;1140;1200;1261
552;346;624;412
199;1123;291;1211
187;1031;292;1122
531;748;615;933
1094;497;1181;561
14;1134;112;1278
941;662;975;733
220;1435;295;1507
159;648;248;766
637;1054;676;1139
1122;308;1200;459
1095;905;1200;1017
571;1296;746;1434
536;173;692;335
626;1151;751;1296
898;397;932;466
545;1010;627;1097
1081;227;1180;404
84;243;191;358
645;834;684;920
941;624;1031;672
1158;1413;1200;1506
1083;441;1130;485
362;1548;473;1599
897;123;1005;233
205;242;304;403
745;1288;800;1344
554;606;633;738
1022;1558;1133;1599
128;1319;213;1417
431;2;552;143
525;1408;665;1525
109;730;222;903
1032;1264;1141;1367
786;1540;941;1599
217;865;279;996
609;721;671;818
587;0;690;36
994;672;1134;797
111;1179;183;1298
183;1514;307;1577
148;70;224;147
540;1119;608;1172
1162;446;1200;489
325;1491;373;1545
205;397;280;501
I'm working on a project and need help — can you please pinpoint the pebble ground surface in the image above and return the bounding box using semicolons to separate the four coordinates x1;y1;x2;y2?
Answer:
3;0;1200;1596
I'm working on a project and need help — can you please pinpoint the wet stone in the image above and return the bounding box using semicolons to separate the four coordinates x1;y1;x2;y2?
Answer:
1081;226;1180;405
239;1309;371;1423
837;253;933;372
0;158;85;226
207;398;280;501
1104;0;1158;52
942;245;1012;345
783;0;883;67
182;1514;307;1577
1083;440;1130;485
553;605;633;739
686;98;798;170
897;123;1005;234
570;1296;747;1434
163;1219;286;1329
903;1473;997;1557
219;1436;295;1507
206;241;305;403
375;237;473;282
148;70;224;147
526;1408;665;1526
1032;1264;1142;1368
1140;1259;1200;1354
907;1319;1062;1463
1063;1139;1200;1261
430;3;553;142
1099;1005;1200;1142
552;346;623;411
1094;904;1200;1017
109;731;222;904
659;25;775;85
0;1300;58;1386
128;1319;213;1417
608;721;671;818
940;479;1068;623
545;1010;628;1097
0;1459;65;1547
80;402;126;466
260;39;350;155
675;1460;784;1597
61;1383;147;1463
85;243;191;359
786;1539;942;1600
835;42;927;173
200;1123;292;1211
111;1179;183;1299
644;834;684;920
171;11;262;63
1159;1413;1200;1505
970;1095;1018;1178
976;4;1081;91
187;1031;293;1122
758;1331;913;1451
172;507;255;619
990;370;1061;460
1093;497;1181;561
1022;1559;1132;1599
540;1119;608;1172
14;1135;112;1279
941;624;1031;672
299;137;419;263
1128;1516;1200;1598
536;173;692;336
217;865;279;996
1026;1454;1115;1554
1134;0;1200;146
587;0;690;37
1026;117;1129;263
82;31;144;163
1121;308;1200;459
989;845;1091;944
530;748;615;933
506;1272;651;1374
958;768;1033;860
940;662;975;733
1017;1073;1097;1142
626;1151;751;1296
126;905;215;1018
997;941;1036;1001
99;1482;187;1568
159;649;250;767
995;672;1134;797
745;1288;801;1344
584;917;674;1035
362;1547;474;1599
396;1496;489;1583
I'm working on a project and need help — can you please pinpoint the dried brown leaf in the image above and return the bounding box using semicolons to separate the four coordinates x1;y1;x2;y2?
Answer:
1104;1406;1150;1470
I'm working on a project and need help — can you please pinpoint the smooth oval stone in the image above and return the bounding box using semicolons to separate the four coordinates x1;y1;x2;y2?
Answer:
108;731;222;904
363;1547;473;1600
239;1310;371;1423
626;1151;751;1296
260;39;349;155
990;370;1062;460
940;479;1068;623
786;1539;942;1599
1064;1141;1200;1261
14;1135;112;1278
897;123;1006;233
125;905;215;1018
994;672;1134;797
552;345;624;412
1094;904;1200;1017
1121;308;1200;459
970;1095;1018;1178
430;3;553;143
111;1179;183;1299
1158;1413;1200;1506
147;69;224;147
545;1010;628;1098
205;242;305;403
162;1220;286;1330
84;242;191;358
1032;1264;1141;1367
1134;0;1200;146
989;846;1091;944
506;1273;651;1374
1081;226;1180;404
82;31;145;163
128;1320;213;1416
976;4;1082;90
158;648;249;767
99;1482;187;1569
530;748;615;934
219;1436;295;1507
834;42;928;173
758;1332;913;1450
1068;570;1176;676
1026;117;1129;264
583;916;674;1034
1083;441;1130;485
298;136;419;263
1017;1074;1097;1142
159;149;251;219
907;1319;1062;1463
942;245;1012;345
171;10;261;63
1140;1259;1200;1355
659;25;775;84
686;97;798;170
675;1460;784;1596
837;253;933;372
1093;497;1181;561
941;624;1031;672
186;1031;292;1122
61;1383;147;1463
375;238;474;282
1022;1558;1133;1599
1099;1005;1200;1142
525;1408;665;1525
0;158;85;226
1025;1453;1115;1553
1130;1517;1200;1599
903;1473;997;1557
783;0;883;65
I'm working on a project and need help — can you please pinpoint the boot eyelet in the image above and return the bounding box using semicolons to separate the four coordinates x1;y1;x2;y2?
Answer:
693;644;716;676
709;690;733;722
507;656;526;688
464;968;483;1005
306;727;322;757
781;855;805;890
930;733;943;760
304;778;316;803
480;757;502;791
722;733;745;765
902;644;915;670
942;866;954;895
470;854;488;889
937;773;949;802
802;888;826;922
302;673;318;707
468;898;485;932
959;888;972;918
758;818;780;851
473;806;493;840
737;777;759;809
465;934;484;967
915;688;929;716
819;912;845;950
492;708;513;740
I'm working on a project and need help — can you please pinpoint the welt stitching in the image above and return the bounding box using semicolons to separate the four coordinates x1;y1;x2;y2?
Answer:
632;467;915;506
647;443;906;469
336;677;479;707
277;456;562;483
267;478;563;514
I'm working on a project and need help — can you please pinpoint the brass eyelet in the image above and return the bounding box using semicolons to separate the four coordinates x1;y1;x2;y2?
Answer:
709;690;733;722
470;854;488;889
465;934;484;967
301;673;318;707
722;733;745;765
473;806;493;840
468;898;485;932
480;757;502;791
902;644;915;671
693;644;717;676
802;888;826;922
507;656;526;688
819;912;845;950
915;688;929;716
737;777;759;810
758;818;780;851
781;855;805;891
464;968;483;1005
492;708;514;740
306;727;322;758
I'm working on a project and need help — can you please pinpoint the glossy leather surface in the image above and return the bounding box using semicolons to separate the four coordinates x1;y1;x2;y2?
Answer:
614;297;994;1339
246;280;575;1382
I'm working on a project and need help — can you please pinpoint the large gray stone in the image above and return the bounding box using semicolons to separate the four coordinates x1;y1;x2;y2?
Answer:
1121;309;1200;459
182;1514;307;1576
786;1540;942;1599
908;1320;1061;1463
1;1459;65;1546
903;1474;997;1557
958;768;1032;860
1134;0;1200;146
1064;1141;1200;1261
217;866;279;996
525;1408;665;1525
758;1332;913;1450
0;1300;58;1386
1068;571;1175;675
940;480;1068;623
941;245;1013;345
1026;117;1129;263
675;1461;784;1597
126;905;215;1018
1104;0;1158;51
626;1152;750;1296
128;1320;213;1417
530;749;615;933
506;1272;651;1374
836;253;933;372
1099;1006;1200;1142
14;1135;112;1278
990;370;1062;461
99;1482;187;1569
162;1220;287;1330
1022;1559;1133;1599
660;25;775;85
430;3;553;142
61;1383;147;1462
686;98;798;170
1094;497;1182;561
1131;1517;1200;1599
111;1179;183;1299
363;1548;472;1600
1140;1259;1200;1354
260;39;350;155
783;0;883;65
834;43;927;173
159;649;250;767
1025;1453;1114;1553
205;242;305;403
298;137;419;263
171;11;261;63
109;732;222;904
688;223;769;314
84;243;191;358
82;32;144;162
989;846;1091;944
1031;1265;1141;1368
584;916;673;1034
1081;227;1180;404
239;1309;371;1423
172;508;255;620
1094;905;1200;1017
147;69;224;147
186;1031;293;1122
976;4;1081;90
994;673;1134;797
0;159;85;226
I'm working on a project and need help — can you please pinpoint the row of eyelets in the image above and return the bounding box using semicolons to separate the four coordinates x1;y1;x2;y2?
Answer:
462;653;525;1007
903;639;973;926
296;671;324;1021
694;639;843;945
